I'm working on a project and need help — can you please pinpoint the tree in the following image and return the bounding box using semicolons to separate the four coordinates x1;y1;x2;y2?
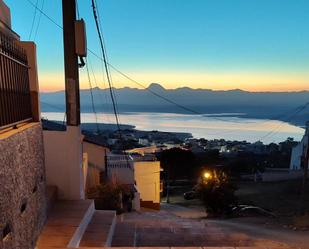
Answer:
159;148;197;181
195;169;237;215
158;148;197;203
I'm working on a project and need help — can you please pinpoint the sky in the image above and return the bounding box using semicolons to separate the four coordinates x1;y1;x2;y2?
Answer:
5;0;309;92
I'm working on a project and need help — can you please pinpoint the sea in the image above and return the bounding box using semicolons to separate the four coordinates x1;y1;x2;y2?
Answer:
41;112;305;144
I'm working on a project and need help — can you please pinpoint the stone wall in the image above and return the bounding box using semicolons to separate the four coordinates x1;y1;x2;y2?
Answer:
0;124;47;249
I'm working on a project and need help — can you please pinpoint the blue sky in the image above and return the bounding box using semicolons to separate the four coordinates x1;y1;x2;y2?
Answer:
5;0;309;91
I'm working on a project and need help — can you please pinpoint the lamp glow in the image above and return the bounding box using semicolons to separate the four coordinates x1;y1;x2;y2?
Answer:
203;171;212;179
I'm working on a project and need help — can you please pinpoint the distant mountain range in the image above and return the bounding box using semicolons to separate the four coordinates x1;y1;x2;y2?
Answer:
40;83;309;127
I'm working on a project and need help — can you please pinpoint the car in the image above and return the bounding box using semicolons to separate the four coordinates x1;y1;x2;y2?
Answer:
231;205;276;218
183;191;196;200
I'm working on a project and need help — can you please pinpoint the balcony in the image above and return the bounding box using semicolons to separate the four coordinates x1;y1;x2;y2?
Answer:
0;31;33;131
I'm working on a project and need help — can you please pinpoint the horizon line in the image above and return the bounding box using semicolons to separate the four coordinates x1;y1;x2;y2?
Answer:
39;83;309;94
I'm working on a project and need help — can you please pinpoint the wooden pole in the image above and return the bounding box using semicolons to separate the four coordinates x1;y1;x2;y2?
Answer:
62;0;80;126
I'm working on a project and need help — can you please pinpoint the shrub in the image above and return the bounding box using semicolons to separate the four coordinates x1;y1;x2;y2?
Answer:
87;182;130;212
195;169;237;215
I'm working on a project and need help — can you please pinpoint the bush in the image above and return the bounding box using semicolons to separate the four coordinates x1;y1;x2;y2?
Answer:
87;182;132;212
195;170;237;215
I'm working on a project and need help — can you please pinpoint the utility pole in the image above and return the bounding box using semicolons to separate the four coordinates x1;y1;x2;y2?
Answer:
60;0;85;200
62;0;80;126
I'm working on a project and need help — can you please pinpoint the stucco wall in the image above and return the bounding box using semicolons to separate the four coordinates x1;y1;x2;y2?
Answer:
83;141;109;171
134;161;161;204
43;126;85;200
0;123;47;249
0;0;11;28
108;167;135;185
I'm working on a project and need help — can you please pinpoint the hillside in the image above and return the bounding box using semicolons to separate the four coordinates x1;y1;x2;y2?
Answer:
40;83;309;127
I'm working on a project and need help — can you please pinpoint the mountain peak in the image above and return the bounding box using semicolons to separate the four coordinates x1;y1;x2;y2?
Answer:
147;83;166;91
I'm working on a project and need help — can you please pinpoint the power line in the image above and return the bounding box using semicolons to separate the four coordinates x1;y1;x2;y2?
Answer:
91;0;121;132
33;0;45;41
258;102;309;141
85;58;100;133
25;0;62;29
91;0;132;168
87;57;112;124
28;0;39;40
91;0;122;125
23;0;309;139
24;0;244;124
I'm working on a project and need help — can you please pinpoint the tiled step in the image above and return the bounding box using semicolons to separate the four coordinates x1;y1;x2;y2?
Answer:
111;222;136;247
36;200;94;249
79;210;117;247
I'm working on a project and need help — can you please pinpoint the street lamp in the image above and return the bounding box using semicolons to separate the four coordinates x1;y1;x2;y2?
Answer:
203;171;212;180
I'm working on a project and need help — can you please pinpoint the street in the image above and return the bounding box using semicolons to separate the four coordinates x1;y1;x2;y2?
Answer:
111;203;308;248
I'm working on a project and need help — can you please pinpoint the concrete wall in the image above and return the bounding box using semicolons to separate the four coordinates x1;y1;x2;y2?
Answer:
86;165;101;190
83;141;109;171
43;126;85;200
134;161;161;204
0;0;11;28
108;167;135;185
0;123;47;249
0;0;19;40
107;155;135;185
19;42;41;122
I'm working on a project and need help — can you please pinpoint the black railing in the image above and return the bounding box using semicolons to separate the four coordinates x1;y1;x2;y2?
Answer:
0;31;32;130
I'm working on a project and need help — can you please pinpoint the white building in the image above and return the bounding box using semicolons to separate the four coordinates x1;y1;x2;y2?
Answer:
107;154;135;185
107;153;162;210
138;138;149;146
134;158;162;210
290;122;309;170
82;136;110;190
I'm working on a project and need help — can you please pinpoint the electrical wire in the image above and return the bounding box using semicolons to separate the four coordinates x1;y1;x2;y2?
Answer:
258;102;309;141
91;0;121;132
25;0;62;29
23;0;281;126
33;0;45;41
28;0;39;40
24;0;309;143
87;57;112;124
89;0;122;125
85;58;100;133
91;0;132;167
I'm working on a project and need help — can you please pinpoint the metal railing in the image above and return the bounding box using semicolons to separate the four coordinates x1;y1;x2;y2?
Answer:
0;31;32;130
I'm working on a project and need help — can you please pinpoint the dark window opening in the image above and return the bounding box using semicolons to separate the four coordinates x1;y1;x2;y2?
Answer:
32;185;38;194
20;201;27;214
2;223;12;241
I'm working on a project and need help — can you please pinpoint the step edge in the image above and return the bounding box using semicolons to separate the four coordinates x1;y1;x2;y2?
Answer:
67;201;95;248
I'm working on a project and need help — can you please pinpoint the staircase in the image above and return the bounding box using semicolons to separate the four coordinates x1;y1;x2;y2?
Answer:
36;186;116;249
36;187;293;249
79;210;116;247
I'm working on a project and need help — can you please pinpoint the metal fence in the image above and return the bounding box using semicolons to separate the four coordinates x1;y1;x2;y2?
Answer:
0;32;32;130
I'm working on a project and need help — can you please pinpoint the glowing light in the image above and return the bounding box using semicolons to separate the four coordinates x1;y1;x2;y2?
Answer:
203;171;212;179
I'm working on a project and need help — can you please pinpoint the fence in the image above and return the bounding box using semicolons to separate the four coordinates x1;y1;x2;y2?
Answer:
0;31;32;130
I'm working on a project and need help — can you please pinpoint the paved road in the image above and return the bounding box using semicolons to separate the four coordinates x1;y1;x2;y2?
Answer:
111;203;304;248
164;203;309;248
